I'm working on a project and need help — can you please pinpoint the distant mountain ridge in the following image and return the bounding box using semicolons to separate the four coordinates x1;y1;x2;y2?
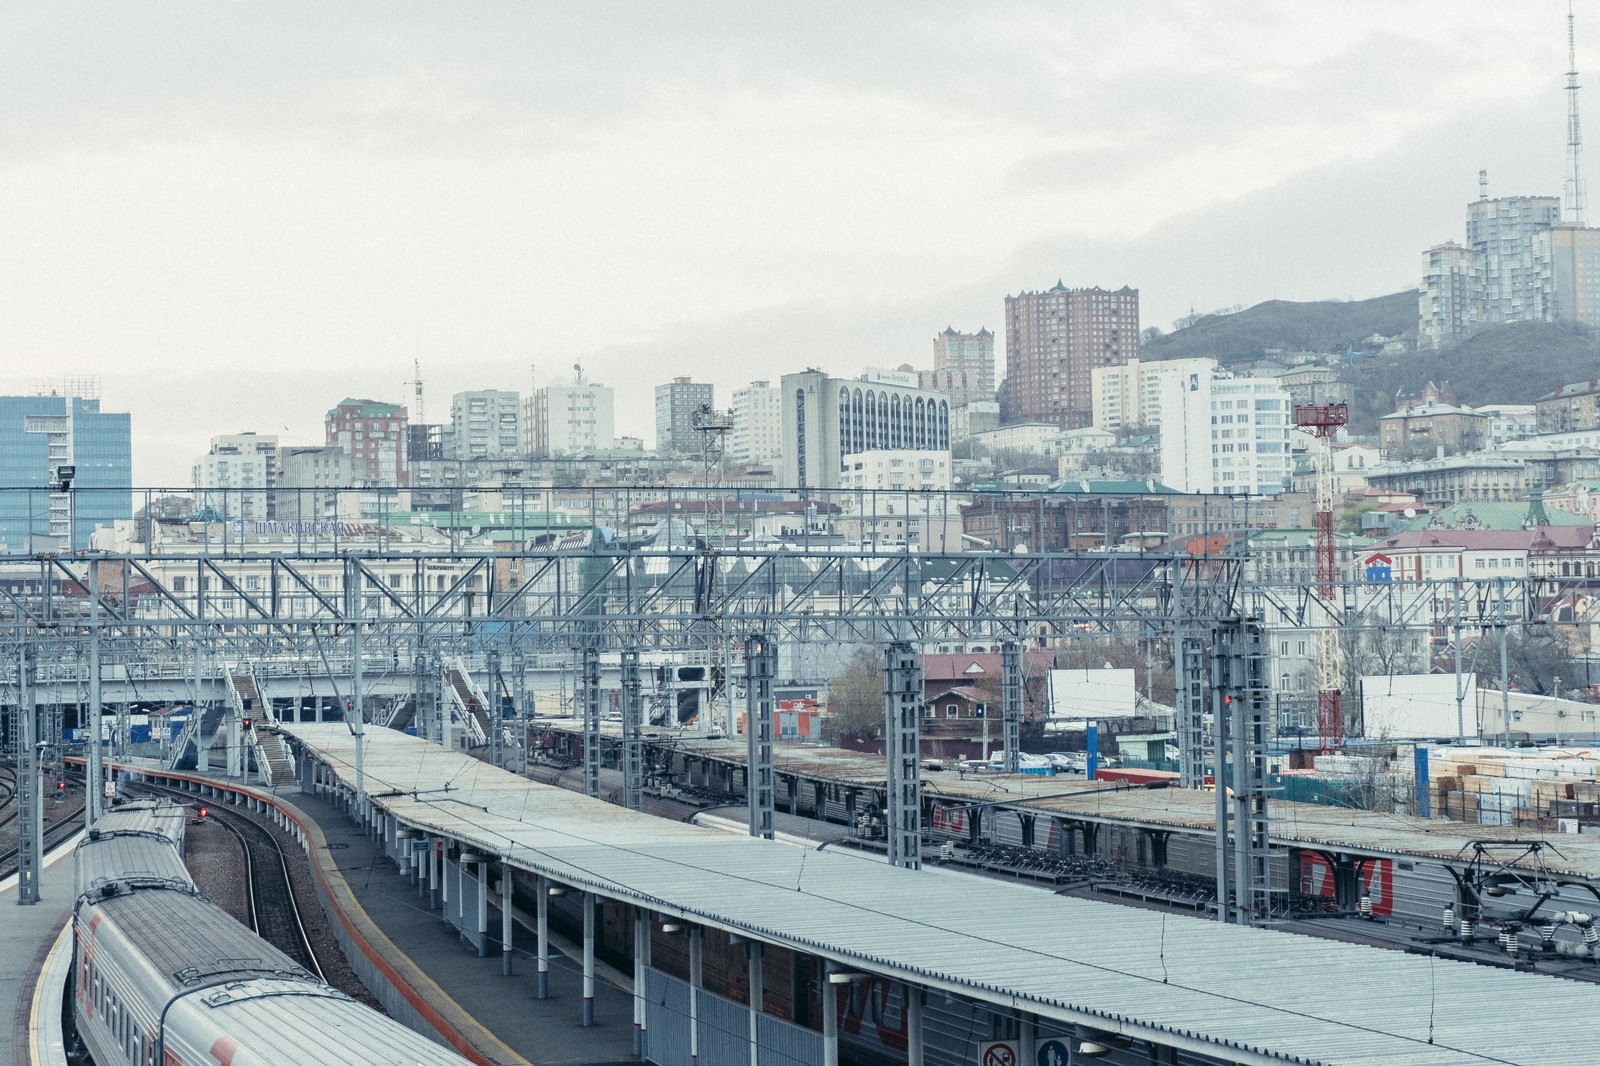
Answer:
1142;291;1417;362
1138;291;1600;434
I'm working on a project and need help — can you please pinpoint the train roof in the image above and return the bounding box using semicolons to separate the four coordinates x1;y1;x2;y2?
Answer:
201;990;469;1065
91;889;317;991
88;799;189;845
76;824;194;903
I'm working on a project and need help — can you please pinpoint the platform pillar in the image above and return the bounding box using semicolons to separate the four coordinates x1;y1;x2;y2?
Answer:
906;984;923;1066
822;972;838;1066
476;858;489;958
428;836;440;911
633;909;647;1057
689;924;703;1061
582;891;597;1026
536;877;550;999
501;864;514;976
747;941;763;1065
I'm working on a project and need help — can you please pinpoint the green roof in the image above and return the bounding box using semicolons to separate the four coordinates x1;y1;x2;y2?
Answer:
1405;500;1590;532
1246;528;1372;549
1044;478;1182;495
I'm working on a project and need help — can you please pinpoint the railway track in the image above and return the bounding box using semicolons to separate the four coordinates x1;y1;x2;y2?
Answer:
0;765;86;882
129;782;325;980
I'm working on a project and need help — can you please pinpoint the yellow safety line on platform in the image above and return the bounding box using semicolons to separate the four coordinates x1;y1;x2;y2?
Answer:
28;921;72;1066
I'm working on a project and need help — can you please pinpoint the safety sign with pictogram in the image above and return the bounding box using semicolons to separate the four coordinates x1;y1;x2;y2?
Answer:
979;1041;1019;1066
1035;1038;1071;1066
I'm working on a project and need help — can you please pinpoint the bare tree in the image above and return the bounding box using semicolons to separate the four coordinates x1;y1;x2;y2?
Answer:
826;646;883;741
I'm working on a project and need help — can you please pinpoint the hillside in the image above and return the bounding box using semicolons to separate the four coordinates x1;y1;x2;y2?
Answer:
1143;291;1416;362
1346;321;1600;432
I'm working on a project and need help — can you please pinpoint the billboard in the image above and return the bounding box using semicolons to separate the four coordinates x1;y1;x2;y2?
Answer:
1359;673;1476;740
1047;668;1137;719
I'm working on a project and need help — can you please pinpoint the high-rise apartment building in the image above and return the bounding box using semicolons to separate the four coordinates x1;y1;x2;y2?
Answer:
193;432;278;520
655;377;714;455
930;327;995;405
1418;193;1565;348
0;392;132;552
1418;242;1474;349
325;398;408;485
449;390;521;460
730;380;783;465
1468;194;1562;325
525;380;614;458
1157;362;1292;496
1091;357;1217;433
274;445;352;521
1536;224;1600;326
780;369;952;490
1003;282;1140;429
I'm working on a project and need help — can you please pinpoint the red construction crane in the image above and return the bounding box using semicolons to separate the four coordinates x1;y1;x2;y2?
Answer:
1294;402;1349;753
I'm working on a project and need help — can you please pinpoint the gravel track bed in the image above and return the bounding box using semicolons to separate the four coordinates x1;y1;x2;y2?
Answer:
162;794;382;1012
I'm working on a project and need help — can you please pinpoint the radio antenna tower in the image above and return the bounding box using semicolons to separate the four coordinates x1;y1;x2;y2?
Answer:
1566;2;1587;224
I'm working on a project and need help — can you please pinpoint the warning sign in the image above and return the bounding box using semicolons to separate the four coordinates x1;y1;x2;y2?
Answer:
979;1041;1019;1066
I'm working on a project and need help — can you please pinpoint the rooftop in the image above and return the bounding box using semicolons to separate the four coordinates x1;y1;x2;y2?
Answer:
289;726;1600;1066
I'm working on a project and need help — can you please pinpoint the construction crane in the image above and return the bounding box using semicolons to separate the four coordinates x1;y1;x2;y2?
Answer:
1294;402;1349;753
403;359;425;423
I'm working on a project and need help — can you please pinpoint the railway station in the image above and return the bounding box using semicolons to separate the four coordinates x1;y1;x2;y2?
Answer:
196;727;1600;1062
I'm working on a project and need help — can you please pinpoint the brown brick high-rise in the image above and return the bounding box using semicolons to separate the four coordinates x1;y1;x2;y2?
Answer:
1003;282;1139;429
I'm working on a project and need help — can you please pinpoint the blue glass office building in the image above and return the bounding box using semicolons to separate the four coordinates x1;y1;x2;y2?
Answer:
0;395;133;552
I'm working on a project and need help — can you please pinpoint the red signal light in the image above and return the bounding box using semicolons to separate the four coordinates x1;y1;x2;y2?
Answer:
198;806;209;819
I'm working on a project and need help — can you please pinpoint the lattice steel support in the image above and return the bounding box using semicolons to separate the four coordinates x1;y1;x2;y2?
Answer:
744;634;776;838
1217;617;1272;925
17;642;41;905
884;641;922;870
87;557;103;823
582;644;601;799
434;649;450;748
1177;635;1208;789
621;648;644;811
486;648;503;768
1001;641;1022;774
513;649;529;775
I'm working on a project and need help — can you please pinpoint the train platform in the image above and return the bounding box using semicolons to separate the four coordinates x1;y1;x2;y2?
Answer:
1;831;78;1066
273;785;641;1066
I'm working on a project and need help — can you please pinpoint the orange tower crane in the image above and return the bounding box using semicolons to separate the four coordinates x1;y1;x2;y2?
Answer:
1294;402;1349;753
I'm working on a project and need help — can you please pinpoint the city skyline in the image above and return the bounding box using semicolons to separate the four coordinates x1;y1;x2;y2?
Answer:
0;2;1587;483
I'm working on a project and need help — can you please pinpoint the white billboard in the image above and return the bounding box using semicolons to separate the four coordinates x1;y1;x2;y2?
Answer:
1047;668;1137;719
1359;673;1476;740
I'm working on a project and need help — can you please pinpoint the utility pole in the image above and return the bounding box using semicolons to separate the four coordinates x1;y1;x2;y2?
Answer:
884;642;922;870
17;641;42;905
744;634;775;838
87;556;103;824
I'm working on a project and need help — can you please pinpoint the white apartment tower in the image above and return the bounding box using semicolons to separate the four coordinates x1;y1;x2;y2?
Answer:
1157;363;1292;496
449;390;521;460
525;379;615;458
193;432;279;520
1468;194;1563;325
730;380;783;465
1091;357;1217;432
1418;242;1474;349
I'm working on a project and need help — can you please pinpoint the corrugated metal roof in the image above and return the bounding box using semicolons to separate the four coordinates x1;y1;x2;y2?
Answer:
634;730;1600;879
288;725;1600;1066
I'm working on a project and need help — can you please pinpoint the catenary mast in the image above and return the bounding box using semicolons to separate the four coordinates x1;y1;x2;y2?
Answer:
1567;3;1587;224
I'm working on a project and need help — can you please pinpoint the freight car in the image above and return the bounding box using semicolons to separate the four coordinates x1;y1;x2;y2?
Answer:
73;801;471;1066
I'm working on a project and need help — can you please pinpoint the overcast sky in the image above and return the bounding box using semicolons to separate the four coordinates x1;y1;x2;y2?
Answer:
0;2;1585;484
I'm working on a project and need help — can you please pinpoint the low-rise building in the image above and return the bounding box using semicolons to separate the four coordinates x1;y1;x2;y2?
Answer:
1364;455;1529;506
1377;400;1488;460
1536;379;1600;433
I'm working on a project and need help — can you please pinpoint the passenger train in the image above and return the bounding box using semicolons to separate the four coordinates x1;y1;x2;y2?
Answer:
72;801;471;1066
